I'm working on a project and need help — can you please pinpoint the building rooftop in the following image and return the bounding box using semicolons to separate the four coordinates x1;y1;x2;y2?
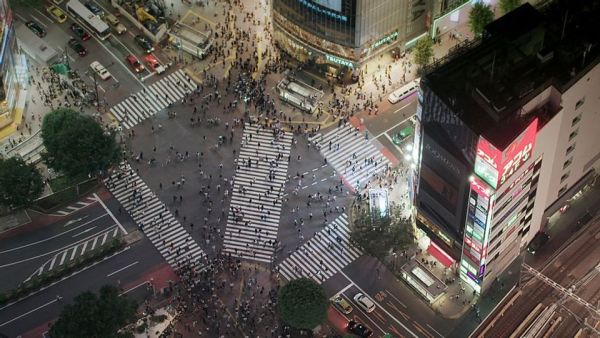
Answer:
423;1;600;150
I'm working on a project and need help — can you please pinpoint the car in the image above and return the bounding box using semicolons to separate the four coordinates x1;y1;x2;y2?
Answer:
84;1;103;16
144;54;166;74
353;293;376;313
134;35;154;54
527;232;549;255
347;320;373;338
68;38;87;56
126;54;145;73
104;14;126;35
331;296;353;314
47;5;67;23
90;61;111;80
70;23;91;41
26;21;46;38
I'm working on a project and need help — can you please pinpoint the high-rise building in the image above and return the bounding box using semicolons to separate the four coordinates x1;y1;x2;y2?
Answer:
271;0;441;75
412;2;600;294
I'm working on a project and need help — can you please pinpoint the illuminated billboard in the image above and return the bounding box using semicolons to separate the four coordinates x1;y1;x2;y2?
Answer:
312;0;342;12
474;118;538;189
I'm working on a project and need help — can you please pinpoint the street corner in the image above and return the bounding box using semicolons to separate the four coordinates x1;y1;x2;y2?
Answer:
123;262;178;292
380;146;400;167
348;116;365;131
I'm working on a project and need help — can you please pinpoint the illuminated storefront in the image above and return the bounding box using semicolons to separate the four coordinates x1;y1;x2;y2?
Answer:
0;0;28;137
272;0;430;72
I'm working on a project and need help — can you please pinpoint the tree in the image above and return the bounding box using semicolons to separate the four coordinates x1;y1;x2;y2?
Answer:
277;278;327;330
41;109;120;178
351;204;413;259
413;37;434;69
499;0;521;14
49;285;137;338
0;157;43;209
468;2;495;37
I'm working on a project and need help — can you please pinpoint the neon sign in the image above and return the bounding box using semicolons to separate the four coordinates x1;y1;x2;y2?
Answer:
474;118;538;189
326;54;354;68
371;31;399;50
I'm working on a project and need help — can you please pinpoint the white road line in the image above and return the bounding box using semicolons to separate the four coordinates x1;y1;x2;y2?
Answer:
0;299;58;328
331;282;355;299
48;256;57;270
427;324;445;338
106;261;139;277
101;232;109;245
340;271;420;338
70;246;78;260
385;289;407;309
71;226;96;238
94;193;128;235
58;251;68;266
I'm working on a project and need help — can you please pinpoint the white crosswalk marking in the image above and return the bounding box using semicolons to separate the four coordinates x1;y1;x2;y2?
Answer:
222;125;293;263
104;162;206;271
110;69;197;129
24;226;120;282
276;214;361;284
309;124;391;191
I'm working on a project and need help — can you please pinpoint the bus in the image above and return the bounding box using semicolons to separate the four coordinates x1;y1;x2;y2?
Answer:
388;78;420;104
66;0;111;40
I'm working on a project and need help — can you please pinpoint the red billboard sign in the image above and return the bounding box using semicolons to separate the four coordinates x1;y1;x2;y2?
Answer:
474;118;538;189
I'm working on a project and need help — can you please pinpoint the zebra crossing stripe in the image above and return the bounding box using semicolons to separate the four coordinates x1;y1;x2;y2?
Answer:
222;125;293;263
109;69;197;129
276;213;362;284
310;125;391;190
104;161;206;271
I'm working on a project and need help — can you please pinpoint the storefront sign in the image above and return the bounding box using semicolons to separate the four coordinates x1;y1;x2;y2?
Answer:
325;54;353;68
371;31;399;50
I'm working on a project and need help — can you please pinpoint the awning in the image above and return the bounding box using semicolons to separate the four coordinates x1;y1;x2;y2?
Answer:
427;241;455;268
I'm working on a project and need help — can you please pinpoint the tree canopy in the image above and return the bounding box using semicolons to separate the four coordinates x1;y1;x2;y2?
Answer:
499;0;522;15
49;285;137;338
0;157;43;209
469;2;495;37
413;37;434;69
277;278;328;330
351;204;414;259
41;109;120;178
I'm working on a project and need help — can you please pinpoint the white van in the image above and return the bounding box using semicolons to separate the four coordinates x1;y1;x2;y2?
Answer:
388;78;420;104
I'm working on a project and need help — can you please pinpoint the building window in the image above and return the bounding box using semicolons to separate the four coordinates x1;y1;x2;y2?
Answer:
569;128;579;141
571;113;582;127
560;171;570;183
566;143;576;155
575;97;585;109
563;158;573;169
558;185;567;196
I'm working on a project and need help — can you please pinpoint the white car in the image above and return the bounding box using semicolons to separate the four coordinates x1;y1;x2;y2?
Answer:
90;61;111;81
353;293;376;313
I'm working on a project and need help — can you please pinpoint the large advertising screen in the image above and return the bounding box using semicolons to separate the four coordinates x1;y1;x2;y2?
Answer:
474;118;538;189
312;0;342;12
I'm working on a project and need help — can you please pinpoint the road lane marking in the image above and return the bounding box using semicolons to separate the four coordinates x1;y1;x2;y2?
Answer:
0;213;108;254
426;323;445;338
94;193;128;235
387;302;409;320
64;216;90;227
374;112;415;139
101;232;109;245
48;255;57;270
340;271;419;338
70;245;78;260
335;282;354;297
0;298;58;328
106;261;139;277
412;321;434;338
385;288;408;308
58;250;68;265
72;226;96;237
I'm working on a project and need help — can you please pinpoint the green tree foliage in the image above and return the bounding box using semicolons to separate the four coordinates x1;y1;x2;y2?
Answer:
277;278;327;329
469;2;495;37
351;204;414;259
413;37;434;69
8;0;42;9
0;157;43;209
49;285;137;338
41;109;120;178
499;0;521;14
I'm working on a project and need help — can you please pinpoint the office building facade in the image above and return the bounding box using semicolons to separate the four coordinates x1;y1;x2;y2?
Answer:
413;3;600;293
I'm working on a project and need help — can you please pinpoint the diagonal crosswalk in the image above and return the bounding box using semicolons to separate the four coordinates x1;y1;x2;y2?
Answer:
276;213;361;284
104;162;206;270
222;125;293;263
110;69;197;129
309;124;391;192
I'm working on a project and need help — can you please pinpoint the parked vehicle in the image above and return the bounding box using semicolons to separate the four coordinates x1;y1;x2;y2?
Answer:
90;61;111;80
144;54;166;74
331;296;353;314
70;23;91;41
353;293;376;313
26;21;46;37
388;78;420;104
347;320;373;337
527;232;549;255
134;35;154;54
126;54;144;73
104;13;126;35
84;1;103;16
68;38;87;56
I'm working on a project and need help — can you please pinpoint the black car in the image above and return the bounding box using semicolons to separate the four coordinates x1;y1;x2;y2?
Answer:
26;20;46;38
134;35;154;54
68;38;87;56
348;320;373;338
84;1;103;16
70;23;91;41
